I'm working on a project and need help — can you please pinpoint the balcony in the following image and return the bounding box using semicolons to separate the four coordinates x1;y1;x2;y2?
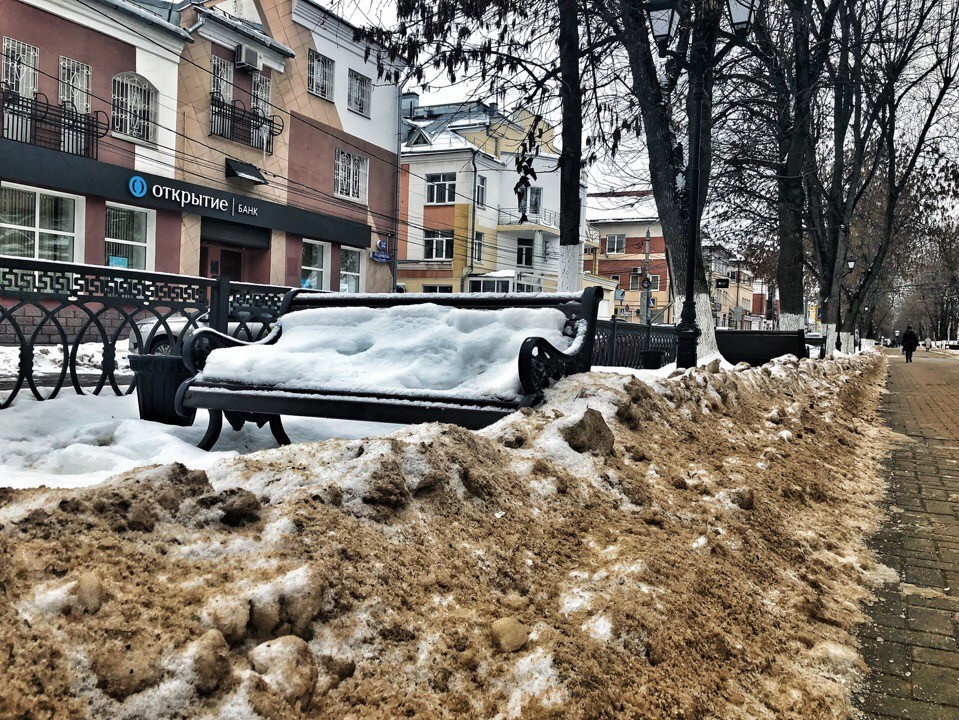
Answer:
1;88;108;159
210;93;284;155
497;207;560;230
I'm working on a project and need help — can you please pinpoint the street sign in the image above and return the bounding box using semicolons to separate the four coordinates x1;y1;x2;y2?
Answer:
371;252;392;263
377;240;389;250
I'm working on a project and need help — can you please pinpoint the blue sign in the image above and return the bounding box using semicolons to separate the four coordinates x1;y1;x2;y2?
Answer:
377;239;389;250
371;251;392;263
108;255;129;268
128;175;148;198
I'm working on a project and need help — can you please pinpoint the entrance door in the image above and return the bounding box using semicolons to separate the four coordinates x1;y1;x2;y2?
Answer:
219;250;242;281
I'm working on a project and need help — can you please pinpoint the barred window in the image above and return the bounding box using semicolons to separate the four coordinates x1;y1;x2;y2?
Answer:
2;37;39;97
211;55;233;101
58;57;91;113
307;50;334;99
334;149;369;202
424;230;454;260
112;72;157;144
347;70;371;116
251;72;272;150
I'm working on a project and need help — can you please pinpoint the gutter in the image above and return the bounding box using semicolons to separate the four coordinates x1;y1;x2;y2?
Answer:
94;0;194;41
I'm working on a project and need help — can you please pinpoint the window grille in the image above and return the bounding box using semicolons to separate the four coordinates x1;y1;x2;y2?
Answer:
112;73;157;143
2;38;39;97
58;57;91;113
251;72;272;150
347;70;371;116
334;149;369;202
211;55;234;100
307;50;334;99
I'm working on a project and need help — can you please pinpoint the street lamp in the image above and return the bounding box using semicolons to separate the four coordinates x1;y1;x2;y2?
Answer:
644;0;760;368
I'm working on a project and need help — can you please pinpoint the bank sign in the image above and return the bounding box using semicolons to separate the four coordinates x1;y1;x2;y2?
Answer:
128;175;259;217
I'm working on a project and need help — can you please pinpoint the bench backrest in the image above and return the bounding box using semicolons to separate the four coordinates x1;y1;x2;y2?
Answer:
715;329;808;366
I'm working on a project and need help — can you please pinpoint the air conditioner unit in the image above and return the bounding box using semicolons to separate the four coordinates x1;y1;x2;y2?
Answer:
631;267;643;274
235;44;262;71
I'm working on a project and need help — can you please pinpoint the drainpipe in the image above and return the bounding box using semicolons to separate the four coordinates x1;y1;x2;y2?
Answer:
460;147;479;292
392;76;409;292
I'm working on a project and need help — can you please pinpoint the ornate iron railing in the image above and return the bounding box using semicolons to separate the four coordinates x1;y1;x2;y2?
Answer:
497;208;560;229
1;87;109;159
209;93;284;154
593;318;677;368
0;256;288;407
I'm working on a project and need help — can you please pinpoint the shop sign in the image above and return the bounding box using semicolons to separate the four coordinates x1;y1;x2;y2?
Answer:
371;252;392;263
129;175;260;217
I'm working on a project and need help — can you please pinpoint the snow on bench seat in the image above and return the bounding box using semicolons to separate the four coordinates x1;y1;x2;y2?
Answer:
197;303;582;403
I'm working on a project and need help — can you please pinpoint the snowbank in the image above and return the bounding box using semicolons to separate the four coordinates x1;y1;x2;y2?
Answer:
0;354;893;719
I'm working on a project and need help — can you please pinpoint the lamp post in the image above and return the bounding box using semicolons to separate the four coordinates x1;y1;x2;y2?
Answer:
645;0;759;368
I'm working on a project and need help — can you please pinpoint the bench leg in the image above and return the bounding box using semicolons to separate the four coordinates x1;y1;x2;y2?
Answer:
197;410;223;451
269;415;291;446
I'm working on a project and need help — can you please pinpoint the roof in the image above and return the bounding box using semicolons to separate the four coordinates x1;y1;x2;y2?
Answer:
98;0;193;41
586;190;659;224
196;5;295;57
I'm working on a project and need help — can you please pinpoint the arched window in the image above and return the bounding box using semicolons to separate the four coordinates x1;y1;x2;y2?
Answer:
112;72;157;144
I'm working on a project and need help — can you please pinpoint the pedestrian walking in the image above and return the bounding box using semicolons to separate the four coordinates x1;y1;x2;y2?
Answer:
924;337;932;352
902;325;919;363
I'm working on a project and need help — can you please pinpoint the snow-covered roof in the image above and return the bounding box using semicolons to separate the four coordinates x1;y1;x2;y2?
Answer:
586;191;659;224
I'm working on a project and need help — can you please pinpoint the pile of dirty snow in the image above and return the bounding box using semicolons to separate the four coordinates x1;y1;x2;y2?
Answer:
0;353;893;719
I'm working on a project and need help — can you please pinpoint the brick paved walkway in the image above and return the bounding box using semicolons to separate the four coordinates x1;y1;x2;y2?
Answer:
855;351;959;719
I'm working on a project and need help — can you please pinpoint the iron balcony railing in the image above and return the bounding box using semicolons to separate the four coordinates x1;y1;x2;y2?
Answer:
0;87;108;159
210;92;284;154
498;207;560;229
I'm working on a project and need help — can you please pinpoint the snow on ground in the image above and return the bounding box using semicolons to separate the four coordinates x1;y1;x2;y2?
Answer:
0;353;895;719
0;392;401;490
0;342;131;377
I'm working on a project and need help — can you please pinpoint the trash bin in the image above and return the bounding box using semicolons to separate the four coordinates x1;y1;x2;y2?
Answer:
129;354;196;426
639;350;664;369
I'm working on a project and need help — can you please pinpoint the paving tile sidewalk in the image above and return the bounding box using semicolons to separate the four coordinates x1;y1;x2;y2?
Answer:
855;351;959;719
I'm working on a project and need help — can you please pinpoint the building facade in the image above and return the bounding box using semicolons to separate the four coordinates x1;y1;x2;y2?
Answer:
397;95;588;293
703;244;762;329
585;190;673;323
1;0;401;292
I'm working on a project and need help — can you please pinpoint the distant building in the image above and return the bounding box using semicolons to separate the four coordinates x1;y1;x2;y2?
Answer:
585;190;672;323
397;94;588;293
703;244;761;329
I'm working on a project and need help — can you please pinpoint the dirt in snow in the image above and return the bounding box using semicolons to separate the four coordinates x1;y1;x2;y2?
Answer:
0;353;894;719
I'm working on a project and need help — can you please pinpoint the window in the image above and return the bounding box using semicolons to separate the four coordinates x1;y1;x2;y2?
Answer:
426;173;456;204
211;55;234;100
648;274;660;291
251;72;272;150
476;175;487;207
105;203;152;270
423;285;453;293
112;72;158;143
2;38;39;97
474;231;484;262
610;274;620;284
605;234;625;254
518;186;542;215
0;184;81;262
516;237;533;267
469;278;510;293
347;70;372;116
339;246;363;292
584;247;596;255
630;273;641;291
307;50;334;99
300;239;329;290
334;149;369;202
424;229;454;260
59;57;91;113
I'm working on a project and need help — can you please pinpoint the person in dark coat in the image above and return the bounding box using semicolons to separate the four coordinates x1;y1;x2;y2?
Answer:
902;325;920;362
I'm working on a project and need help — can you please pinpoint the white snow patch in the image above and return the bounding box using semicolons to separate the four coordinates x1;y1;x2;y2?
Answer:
582;614;613;642
493;649;568;720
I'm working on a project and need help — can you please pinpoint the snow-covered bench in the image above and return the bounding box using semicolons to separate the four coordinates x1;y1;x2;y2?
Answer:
715;329;811;366
175;287;603;449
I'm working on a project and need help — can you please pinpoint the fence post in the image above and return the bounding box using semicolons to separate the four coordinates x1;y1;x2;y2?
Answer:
608;316;619;365
210;275;230;333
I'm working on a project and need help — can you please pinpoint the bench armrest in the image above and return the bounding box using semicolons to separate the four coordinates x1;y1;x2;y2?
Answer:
182;327;279;374
518;337;589;398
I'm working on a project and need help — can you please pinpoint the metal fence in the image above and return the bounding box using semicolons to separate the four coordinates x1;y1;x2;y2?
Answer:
1;88;109;160
593;318;677;368
0;256;287;407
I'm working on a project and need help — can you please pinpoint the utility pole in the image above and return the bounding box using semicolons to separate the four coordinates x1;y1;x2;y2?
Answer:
644;227;652;350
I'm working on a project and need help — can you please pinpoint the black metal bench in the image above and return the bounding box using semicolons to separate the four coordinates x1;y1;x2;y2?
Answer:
715;329;810;366
175;287;603;450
